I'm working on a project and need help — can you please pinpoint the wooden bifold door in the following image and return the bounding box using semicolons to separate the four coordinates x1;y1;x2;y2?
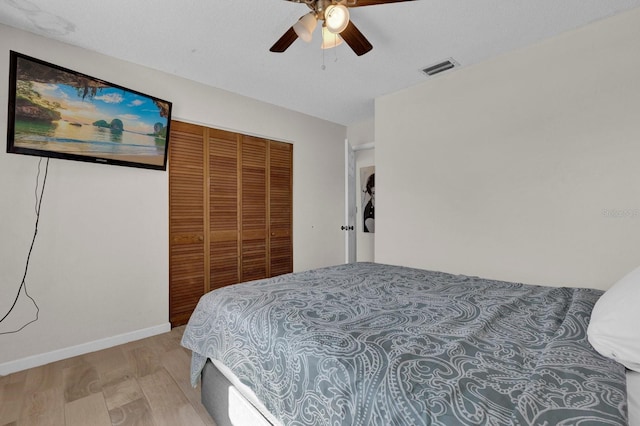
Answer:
169;121;293;326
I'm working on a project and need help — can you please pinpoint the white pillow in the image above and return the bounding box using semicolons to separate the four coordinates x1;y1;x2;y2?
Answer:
588;266;640;372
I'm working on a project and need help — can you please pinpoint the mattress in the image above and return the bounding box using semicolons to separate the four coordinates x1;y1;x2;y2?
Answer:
182;262;628;425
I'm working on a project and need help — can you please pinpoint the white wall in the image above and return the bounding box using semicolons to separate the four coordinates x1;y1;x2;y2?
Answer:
347;118;374;146
376;7;640;290
0;24;346;372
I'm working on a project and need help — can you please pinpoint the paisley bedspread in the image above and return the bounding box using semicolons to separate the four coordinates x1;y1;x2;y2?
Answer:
181;262;627;425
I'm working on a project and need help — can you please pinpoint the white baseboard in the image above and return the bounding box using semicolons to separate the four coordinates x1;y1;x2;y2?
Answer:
0;322;171;376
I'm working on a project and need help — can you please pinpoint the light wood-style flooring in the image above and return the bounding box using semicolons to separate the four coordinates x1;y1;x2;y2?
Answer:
0;326;215;426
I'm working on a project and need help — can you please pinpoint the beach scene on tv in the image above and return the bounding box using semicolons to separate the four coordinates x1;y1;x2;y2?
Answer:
12;55;170;168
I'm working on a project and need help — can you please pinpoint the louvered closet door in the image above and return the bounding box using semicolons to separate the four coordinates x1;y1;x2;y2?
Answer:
241;136;268;281
209;129;241;289
269;141;293;276
169;121;293;326
169;121;205;326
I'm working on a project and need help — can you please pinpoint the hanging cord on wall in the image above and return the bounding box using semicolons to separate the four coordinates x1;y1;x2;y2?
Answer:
0;157;49;335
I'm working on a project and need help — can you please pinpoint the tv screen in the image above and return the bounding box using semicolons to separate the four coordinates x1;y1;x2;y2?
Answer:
6;51;172;171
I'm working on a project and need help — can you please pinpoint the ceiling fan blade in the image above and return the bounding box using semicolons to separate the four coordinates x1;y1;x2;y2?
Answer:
270;27;298;52
344;0;416;7
340;21;373;56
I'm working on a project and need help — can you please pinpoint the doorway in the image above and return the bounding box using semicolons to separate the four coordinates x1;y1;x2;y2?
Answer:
345;140;375;263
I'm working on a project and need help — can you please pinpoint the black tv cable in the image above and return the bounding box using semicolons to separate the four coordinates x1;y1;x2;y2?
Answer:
0;157;49;335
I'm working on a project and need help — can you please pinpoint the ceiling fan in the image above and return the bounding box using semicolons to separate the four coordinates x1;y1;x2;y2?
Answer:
270;0;415;56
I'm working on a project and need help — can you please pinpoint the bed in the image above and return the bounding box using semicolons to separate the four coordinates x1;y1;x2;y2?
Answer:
181;262;632;425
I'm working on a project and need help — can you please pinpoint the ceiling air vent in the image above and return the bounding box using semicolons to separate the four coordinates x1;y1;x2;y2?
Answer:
421;58;458;76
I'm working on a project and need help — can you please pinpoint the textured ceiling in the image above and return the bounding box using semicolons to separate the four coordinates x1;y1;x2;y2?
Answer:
1;0;640;125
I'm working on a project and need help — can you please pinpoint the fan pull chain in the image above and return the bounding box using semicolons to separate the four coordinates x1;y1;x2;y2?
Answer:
320;33;340;70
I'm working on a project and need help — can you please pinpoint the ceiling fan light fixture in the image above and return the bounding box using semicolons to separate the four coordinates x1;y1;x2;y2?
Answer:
321;25;343;49
293;12;317;42
324;4;349;34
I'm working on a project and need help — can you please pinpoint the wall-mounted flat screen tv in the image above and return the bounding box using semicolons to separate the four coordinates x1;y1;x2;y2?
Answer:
6;51;172;171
